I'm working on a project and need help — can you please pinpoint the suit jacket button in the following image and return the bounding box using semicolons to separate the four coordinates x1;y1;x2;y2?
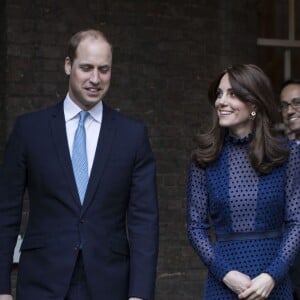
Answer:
80;219;84;224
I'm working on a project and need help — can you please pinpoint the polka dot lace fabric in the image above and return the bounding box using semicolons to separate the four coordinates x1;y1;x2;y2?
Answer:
187;137;300;299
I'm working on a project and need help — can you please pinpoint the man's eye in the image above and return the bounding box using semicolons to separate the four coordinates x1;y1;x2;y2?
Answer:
293;98;300;106
81;66;91;71
99;67;110;73
280;102;288;110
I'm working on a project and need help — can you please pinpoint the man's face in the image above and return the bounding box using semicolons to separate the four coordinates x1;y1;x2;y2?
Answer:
65;37;112;110
280;83;300;138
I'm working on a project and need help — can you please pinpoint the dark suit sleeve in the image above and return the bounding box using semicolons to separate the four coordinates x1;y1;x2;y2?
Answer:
0;118;27;293
127;125;158;300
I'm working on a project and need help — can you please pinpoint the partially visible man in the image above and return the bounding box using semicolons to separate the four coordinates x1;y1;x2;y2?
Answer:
280;78;300;300
280;79;300;140
0;29;158;300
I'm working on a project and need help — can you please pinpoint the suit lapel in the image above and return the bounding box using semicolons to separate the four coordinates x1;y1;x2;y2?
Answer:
50;102;81;207
81;103;117;214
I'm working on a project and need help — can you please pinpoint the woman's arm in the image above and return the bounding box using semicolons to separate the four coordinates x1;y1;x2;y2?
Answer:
187;162;234;281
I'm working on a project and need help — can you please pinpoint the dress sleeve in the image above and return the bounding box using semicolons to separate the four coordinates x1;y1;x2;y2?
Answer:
265;142;300;284
186;161;234;281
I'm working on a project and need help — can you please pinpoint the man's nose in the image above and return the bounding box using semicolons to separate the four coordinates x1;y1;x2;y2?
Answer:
90;70;100;84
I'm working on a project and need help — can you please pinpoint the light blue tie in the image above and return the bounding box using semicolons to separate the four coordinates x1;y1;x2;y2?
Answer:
72;111;89;204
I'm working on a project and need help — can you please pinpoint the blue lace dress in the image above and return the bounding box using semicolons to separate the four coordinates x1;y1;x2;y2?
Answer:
187;135;300;299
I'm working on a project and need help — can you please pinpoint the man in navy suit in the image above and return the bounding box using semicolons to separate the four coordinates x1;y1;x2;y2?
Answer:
280;79;300;300
0;29;158;300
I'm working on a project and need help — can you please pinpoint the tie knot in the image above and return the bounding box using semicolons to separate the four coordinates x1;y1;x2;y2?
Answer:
78;111;89;126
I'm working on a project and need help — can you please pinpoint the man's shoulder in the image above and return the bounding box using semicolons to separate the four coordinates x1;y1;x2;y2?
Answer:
17;101;62;123
104;102;146;129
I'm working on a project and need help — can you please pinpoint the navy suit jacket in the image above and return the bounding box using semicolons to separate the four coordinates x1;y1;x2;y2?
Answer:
0;101;158;300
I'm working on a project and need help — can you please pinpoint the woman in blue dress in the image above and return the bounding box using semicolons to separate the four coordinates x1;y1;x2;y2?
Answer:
187;64;300;299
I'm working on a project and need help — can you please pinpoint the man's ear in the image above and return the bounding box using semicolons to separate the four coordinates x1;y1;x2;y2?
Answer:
64;57;72;75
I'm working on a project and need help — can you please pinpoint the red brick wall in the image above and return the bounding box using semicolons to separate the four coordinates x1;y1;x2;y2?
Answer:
1;1;259;299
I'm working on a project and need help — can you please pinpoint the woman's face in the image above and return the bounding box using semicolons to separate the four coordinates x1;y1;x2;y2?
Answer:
215;73;255;137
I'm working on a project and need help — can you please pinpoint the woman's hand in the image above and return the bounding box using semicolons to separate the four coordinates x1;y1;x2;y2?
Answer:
223;270;252;295
238;273;275;299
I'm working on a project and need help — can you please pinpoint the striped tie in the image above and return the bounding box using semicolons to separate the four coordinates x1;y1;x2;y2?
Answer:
72;111;89;204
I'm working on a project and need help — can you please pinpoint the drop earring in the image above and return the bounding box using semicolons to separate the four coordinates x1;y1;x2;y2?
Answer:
249;111;256;120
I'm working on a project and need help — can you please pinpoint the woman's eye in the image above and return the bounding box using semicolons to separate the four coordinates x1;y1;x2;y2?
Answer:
216;90;222;98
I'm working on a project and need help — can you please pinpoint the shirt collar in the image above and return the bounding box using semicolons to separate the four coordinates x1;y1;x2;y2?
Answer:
63;93;103;123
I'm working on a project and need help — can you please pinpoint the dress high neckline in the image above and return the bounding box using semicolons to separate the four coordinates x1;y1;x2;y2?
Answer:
225;133;253;145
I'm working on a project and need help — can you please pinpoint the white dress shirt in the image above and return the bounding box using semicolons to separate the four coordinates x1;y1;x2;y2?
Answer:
64;94;103;176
